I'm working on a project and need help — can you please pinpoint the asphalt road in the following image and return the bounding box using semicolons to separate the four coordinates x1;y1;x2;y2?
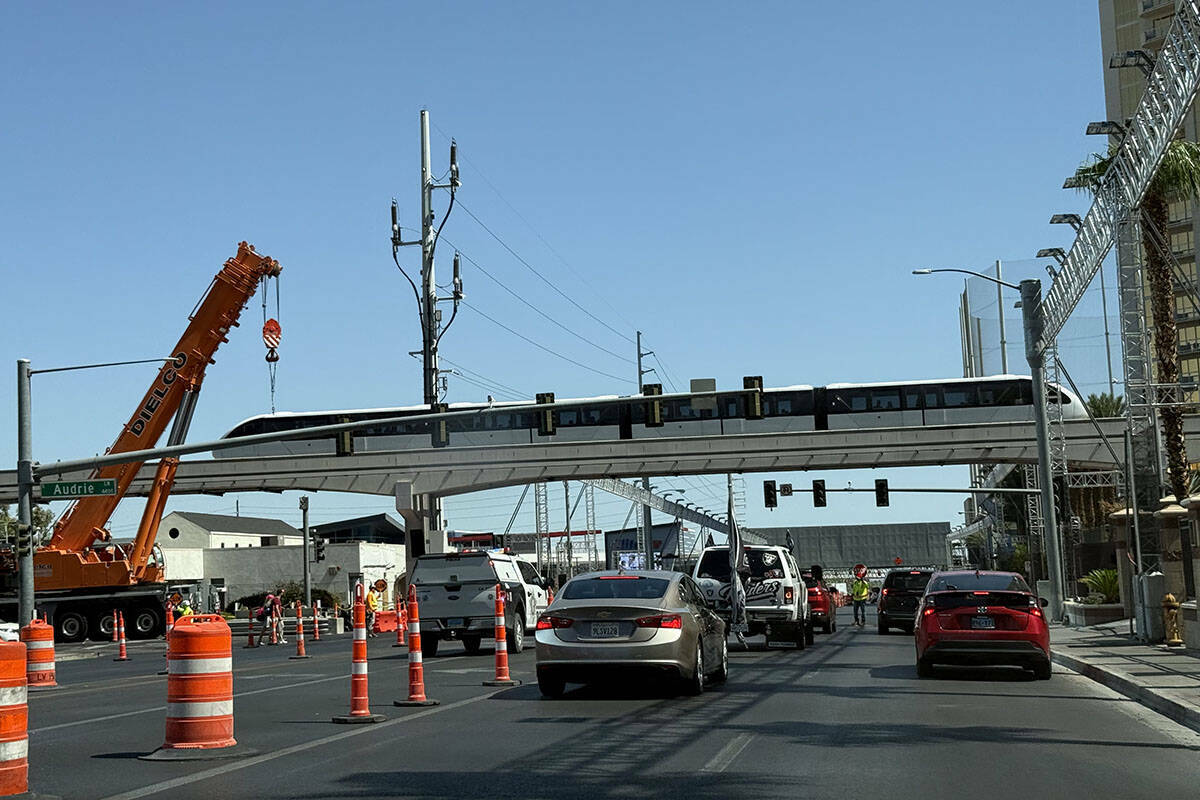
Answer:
27;608;1200;799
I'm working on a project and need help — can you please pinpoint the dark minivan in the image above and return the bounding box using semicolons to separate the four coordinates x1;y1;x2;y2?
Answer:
877;568;934;634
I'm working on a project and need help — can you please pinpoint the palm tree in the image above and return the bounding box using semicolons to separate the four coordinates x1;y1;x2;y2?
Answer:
1074;138;1200;598
1084;392;1126;418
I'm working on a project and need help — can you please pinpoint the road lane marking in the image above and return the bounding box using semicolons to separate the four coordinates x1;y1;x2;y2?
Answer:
99;691;499;800
702;732;754;773
30;656;467;735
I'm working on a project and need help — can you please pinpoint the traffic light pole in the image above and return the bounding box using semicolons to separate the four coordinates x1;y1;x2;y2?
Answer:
300;495;311;608
16;359;34;627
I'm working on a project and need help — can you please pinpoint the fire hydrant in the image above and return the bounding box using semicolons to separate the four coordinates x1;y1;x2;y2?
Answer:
1163;593;1184;647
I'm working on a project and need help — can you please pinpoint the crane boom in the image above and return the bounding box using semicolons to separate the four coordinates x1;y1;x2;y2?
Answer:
43;242;281;559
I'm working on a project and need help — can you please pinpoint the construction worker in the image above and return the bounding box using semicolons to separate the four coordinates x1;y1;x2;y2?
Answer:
851;573;871;627
365;584;380;638
176;598;193;617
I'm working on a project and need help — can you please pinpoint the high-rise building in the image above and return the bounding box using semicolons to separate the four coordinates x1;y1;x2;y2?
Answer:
1098;0;1200;386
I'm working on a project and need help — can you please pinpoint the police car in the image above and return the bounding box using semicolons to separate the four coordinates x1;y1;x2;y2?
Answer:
692;544;813;648
409;549;551;657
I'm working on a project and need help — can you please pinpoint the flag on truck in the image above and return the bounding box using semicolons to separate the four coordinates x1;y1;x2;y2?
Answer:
728;478;748;635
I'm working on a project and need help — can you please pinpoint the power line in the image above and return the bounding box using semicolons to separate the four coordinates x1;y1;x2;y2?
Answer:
456;200;636;345
429;121;640;338
438;357;529;399
461;300;633;384
441;236;633;364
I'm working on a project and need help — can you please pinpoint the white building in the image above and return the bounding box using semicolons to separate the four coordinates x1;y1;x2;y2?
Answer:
156;511;406;610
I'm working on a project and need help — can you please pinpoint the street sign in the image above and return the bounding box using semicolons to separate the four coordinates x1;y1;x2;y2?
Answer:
39;479;117;499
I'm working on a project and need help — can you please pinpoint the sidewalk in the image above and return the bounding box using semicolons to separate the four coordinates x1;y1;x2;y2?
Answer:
1051;619;1200;732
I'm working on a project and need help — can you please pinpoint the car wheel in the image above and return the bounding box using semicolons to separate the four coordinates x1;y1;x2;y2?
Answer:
1033;661;1052;680
877;620;889;635
804;620;815;646
712;637;729;684
830;618;837;633
916;656;933;678
683;643;705;696
793;622;806;651
537;670;565;698
903;624;915;635
461;636;482;655
422;636;439;657
507;605;525;654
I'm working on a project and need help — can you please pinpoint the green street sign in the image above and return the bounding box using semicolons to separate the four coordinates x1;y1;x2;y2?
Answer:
39;479;117;499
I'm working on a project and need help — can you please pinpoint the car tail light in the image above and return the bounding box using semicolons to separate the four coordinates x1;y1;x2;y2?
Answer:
635;614;682;629
784;587;794;603
536;615;573;630
922;606;937;618
881;588;890;597
1027;597;1043;618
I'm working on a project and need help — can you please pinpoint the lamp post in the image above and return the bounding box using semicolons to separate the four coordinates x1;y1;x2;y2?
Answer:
913;269;1065;620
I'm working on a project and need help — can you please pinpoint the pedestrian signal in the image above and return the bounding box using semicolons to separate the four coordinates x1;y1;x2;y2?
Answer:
812;479;826;508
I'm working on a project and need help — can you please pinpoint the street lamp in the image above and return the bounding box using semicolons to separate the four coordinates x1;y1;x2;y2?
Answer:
1110;49;1155;77
913;269;1066;620
1036;248;1067;267
1086;120;1127;137
1049;213;1082;232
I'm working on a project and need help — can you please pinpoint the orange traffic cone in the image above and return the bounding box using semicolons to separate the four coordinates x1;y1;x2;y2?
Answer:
290;601;310;660
114;612;129;662
395;584;438;707
484;584;518;686
332;584;384;723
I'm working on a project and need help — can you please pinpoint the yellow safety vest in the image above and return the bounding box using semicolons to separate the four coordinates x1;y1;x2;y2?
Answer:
852;580;870;601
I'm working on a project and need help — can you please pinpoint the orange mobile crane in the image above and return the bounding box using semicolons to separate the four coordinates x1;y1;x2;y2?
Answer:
13;242;281;641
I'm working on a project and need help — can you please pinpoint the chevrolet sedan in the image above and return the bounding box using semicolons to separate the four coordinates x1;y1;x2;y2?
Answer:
535;571;728;698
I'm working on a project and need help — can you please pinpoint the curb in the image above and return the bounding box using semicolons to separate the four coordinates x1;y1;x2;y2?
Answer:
1051;648;1200;734
55;651;100;663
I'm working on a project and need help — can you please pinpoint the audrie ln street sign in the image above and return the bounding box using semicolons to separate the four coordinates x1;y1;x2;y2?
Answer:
39;479;117;499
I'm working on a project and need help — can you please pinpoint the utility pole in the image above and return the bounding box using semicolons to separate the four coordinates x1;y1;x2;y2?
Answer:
995;260;1009;373
300;495;311;608
1021;279;1065;621
16;359;34;626
637;331;654;569
392;109;461;557
563;481;574;578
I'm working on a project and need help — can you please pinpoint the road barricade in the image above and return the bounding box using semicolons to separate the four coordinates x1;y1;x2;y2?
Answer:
20;620;55;690
290;602;310;660
0;641;28;797
114;612;129;662
372;610;399;634
332;584;383;723
143;614;251;760
395;584;437;706
484;584;518;686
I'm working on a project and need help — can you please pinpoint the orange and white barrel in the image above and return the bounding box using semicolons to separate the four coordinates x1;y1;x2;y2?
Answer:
0;641;28;796
163;614;235;750
20;620;56;689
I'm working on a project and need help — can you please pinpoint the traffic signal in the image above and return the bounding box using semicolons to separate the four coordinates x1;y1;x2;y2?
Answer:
780;483;793;497
812;479;826;508
763;479;777;509
313;536;326;562
875;478;889;507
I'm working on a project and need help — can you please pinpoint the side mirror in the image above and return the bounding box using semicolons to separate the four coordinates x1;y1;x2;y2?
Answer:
1039;597;1049;608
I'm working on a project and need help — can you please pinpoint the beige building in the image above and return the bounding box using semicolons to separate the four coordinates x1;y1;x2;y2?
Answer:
1099;0;1200;385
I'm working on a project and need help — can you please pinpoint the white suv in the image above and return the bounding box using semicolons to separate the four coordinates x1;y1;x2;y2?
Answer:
410;549;551;657
692;545;813;649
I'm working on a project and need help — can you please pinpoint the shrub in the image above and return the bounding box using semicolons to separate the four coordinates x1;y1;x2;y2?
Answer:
228;583;340;613
1080;568;1120;604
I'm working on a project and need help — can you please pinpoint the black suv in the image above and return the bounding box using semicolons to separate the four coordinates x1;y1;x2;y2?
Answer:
877;568;934;634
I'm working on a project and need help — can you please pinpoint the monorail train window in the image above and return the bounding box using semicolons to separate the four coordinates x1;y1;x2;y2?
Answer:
870;389;901;411
979;381;1021;406
829;389;868;413
942;385;978;408
763;391;813;416
1044;386;1072;404
718;394;745;419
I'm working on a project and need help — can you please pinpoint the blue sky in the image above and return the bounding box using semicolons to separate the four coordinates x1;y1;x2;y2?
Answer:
1;2;1114;543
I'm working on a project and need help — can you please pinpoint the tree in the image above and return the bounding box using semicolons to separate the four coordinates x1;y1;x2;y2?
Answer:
1075;138;1200;598
1084;392;1126;418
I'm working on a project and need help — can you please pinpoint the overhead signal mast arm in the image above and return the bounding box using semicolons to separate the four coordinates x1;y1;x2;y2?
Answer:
46;242;282;553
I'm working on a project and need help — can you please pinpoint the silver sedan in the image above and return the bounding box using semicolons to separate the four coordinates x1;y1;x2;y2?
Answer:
535;570;728;698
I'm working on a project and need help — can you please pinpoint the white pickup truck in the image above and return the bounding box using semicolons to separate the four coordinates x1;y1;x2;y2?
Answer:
692;544;813;648
410;549;551;657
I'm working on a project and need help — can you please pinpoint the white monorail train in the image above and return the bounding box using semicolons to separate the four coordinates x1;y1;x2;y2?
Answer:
214;375;1086;459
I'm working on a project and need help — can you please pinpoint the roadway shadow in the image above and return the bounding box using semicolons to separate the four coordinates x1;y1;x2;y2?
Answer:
869;663;1035;682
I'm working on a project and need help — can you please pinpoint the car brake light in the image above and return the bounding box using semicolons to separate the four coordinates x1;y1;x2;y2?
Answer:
597;576;640;580
881;588;890;597
536;615;573;630
784;587;794;603
972;591;989;596
636;614;682;629
1027;597;1042;617
922;606;937;617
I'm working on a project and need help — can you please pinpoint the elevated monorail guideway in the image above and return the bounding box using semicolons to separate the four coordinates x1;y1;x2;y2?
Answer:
6;415;1196;505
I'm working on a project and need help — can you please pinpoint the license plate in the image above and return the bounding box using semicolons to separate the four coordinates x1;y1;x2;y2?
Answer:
590;622;620;638
446;618;465;628
971;616;995;630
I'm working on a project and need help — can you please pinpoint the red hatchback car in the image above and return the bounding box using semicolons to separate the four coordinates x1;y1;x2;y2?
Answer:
915;570;1051;680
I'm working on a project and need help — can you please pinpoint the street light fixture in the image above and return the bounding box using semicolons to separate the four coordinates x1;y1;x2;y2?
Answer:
1049;213;1082;232
912;270;1066;620
1062;175;1093;190
1036;248;1067;266
1109;49;1155;77
1086;120;1126;137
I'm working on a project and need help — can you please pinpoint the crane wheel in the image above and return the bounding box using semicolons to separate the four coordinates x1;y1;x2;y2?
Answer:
129;605;163;639
54;609;89;643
